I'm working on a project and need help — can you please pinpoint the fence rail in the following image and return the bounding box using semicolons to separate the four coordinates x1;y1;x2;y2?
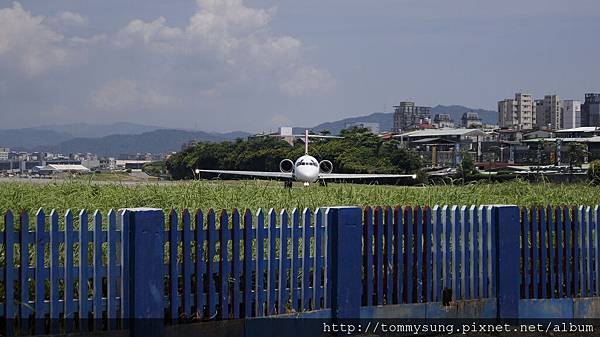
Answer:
1;204;600;336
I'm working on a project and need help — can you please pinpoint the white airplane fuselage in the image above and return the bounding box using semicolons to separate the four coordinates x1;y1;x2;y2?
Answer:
293;154;320;183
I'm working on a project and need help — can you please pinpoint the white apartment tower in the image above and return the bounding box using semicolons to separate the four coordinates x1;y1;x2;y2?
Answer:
561;100;582;129
498;93;535;130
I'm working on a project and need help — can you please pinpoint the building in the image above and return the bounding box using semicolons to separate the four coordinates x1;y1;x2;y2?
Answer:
433;114;455;128
535;95;561;130
498;93;535;130
561;100;582;129
393;101;431;132
582;93;600;127
345;122;380;134
0;148;9;161
461;111;483;128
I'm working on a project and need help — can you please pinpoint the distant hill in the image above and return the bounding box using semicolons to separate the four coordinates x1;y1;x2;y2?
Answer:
33;122;163;138
35;129;250;156
0;128;73;150
307;105;497;135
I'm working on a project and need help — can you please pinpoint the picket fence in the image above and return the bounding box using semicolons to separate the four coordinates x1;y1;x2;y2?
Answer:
0;205;599;336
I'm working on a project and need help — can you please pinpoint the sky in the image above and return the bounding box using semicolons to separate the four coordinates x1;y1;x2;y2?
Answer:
1;0;599;132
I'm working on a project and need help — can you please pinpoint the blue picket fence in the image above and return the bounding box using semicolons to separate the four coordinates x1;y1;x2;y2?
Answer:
1;204;600;336
362;205;495;306
520;206;600;299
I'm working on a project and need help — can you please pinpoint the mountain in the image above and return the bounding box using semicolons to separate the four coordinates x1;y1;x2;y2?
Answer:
35;129;250;156
0;128;73;150
32;122;163;138
307;105;497;135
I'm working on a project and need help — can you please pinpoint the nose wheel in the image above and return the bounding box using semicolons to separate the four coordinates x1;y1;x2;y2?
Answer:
303;182;310;187
283;181;293;189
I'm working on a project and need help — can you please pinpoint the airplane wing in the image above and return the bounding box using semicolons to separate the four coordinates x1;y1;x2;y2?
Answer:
319;173;416;180
197;169;293;179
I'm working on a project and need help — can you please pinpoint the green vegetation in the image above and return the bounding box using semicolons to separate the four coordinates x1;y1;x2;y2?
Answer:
166;127;422;180
1;180;600;215
588;160;600;184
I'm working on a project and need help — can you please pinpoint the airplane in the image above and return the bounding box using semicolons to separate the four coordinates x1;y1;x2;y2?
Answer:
197;130;416;187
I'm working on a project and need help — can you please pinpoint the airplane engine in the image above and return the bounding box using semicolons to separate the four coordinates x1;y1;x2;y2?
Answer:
279;159;294;173
319;160;333;174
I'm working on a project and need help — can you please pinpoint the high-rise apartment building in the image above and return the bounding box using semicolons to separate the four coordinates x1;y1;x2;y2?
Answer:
561;100;582;129
535;95;561;130
582;93;600;127
393;102;431;132
498;93;535;130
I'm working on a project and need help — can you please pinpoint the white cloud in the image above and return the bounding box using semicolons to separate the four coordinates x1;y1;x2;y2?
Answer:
0;2;93;76
91;79;181;110
47;11;88;27
280;65;336;97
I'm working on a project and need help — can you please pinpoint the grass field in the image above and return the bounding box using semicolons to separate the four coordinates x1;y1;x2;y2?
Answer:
1;179;600;214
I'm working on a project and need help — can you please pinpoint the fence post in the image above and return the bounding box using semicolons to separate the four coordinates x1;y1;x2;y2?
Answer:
326;207;363;319
124;208;165;337
493;205;520;320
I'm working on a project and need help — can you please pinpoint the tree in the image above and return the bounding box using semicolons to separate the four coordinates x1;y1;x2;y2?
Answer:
588;160;600;184
566;142;588;173
457;150;476;181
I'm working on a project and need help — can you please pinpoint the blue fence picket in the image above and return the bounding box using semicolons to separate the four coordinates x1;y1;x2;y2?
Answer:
120;209;129;328
79;210;89;331
432;206;442;302
49;211;60;334
595;206;600;296
278;210;289;314
565;207;573;296
384;207;393;304
540;207;548;298
219;210;230;319
255;209;265;317
92;211;103;330
34;209;46;334
442;206;450;293
301;208;312;311
585;206;593;297
182;210;192;318
548;207;556;298
556;207;564;298
404;206;413;303
64;210;75;332
415;206;423;303
451;206;460;301
291;209;300;312
206;209;217;319
106;210;117;330
194;210;205;318
373;207;383;305
531;208;539;298
460;206;468;300
267;209;277;314
424;206;432;303
393;207;403;305
470;206;478;300
231;209;241;319
522;208;530;299
168;210;179;323
313;209;323;310
5;211;16;337
480;206;490;298
363;207;373;307
19;211;31;335
574;207;581;297
243;209;253;317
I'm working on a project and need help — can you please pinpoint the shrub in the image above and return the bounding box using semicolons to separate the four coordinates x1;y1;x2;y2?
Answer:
588;160;600;184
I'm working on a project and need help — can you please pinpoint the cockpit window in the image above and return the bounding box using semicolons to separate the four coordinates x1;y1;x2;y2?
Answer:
296;161;318;167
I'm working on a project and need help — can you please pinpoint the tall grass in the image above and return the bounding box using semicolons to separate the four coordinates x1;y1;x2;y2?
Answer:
1;179;600;214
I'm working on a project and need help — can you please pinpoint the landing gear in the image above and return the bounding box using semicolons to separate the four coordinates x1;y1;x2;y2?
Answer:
284;181;293;189
319;179;328;187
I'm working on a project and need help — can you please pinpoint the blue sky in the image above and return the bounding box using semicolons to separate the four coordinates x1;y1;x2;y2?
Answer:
1;0;599;132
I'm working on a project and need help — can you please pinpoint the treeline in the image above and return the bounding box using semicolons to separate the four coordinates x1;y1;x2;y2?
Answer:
166;128;422;180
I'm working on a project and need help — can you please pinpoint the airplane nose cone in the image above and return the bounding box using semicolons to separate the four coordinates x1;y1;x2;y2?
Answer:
295;166;319;183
